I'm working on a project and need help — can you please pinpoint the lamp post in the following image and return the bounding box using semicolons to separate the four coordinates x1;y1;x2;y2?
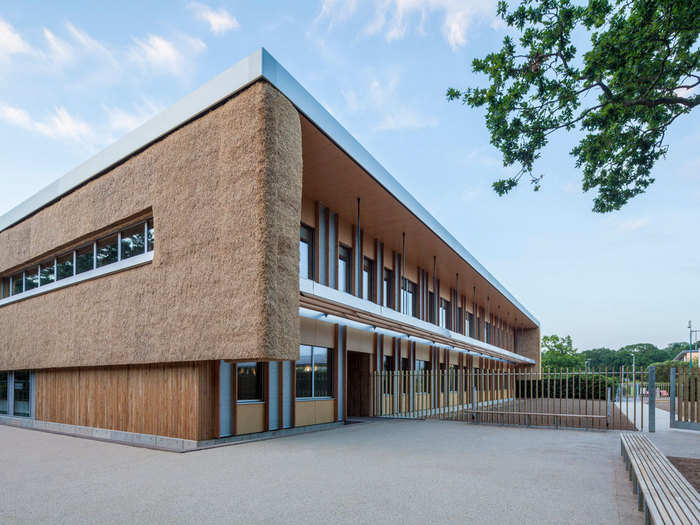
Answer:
689;321;699;369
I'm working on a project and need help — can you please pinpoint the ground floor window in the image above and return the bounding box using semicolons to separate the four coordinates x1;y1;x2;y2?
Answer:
0;372;7;415
0;370;32;417
13;371;31;416
449;365;459;392
296;346;333;398
401;358;410;392
237;362;264;401
383;355;394;371
415;360;430;392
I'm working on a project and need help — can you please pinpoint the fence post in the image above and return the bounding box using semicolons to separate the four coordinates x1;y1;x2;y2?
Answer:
670;368;676;428
648;366;655;433
394;370;399;416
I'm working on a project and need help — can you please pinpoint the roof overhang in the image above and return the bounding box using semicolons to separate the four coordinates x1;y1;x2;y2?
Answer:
0;48;539;328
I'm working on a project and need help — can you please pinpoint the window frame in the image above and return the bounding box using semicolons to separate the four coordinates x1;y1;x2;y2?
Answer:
338;245;352;294
0;371;8;415
296;345;334;399
362;257;375;301
383;355;394;372
299;223;315;280
401;278;418;318
428;291;435;323
236;362;265;403
415;359;431;393
382;268;394;309
439;298;451;330
0;370;33;418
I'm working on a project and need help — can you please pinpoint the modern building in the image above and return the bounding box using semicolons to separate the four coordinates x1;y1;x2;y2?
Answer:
673;350;698;364
0;49;540;451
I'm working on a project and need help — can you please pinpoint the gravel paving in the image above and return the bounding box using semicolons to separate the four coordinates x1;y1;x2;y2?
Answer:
0;420;643;524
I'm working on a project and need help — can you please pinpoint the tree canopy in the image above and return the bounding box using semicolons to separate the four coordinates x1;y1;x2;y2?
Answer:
447;0;700;212
541;334;581;368
540;335;698;370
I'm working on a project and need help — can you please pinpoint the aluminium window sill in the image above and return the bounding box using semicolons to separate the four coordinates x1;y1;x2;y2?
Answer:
0;251;154;308
295;397;334;401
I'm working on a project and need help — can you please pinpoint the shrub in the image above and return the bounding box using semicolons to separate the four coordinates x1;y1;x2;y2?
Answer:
648;360;694;383
515;374;616;400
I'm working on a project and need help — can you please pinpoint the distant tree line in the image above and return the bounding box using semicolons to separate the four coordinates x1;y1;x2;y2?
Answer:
540;334;699;372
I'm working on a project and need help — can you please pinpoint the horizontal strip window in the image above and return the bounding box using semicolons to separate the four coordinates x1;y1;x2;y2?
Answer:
0;219;154;306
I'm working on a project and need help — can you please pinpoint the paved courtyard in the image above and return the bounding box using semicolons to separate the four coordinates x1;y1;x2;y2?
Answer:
0;420;662;524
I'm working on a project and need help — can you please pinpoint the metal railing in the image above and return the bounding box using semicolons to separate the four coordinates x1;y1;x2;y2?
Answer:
371;368;648;431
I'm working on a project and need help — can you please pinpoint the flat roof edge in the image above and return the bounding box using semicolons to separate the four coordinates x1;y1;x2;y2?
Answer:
0;48;539;327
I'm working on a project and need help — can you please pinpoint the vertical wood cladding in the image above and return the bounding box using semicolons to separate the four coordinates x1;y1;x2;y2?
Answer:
35;361;219;441
0;80;302;370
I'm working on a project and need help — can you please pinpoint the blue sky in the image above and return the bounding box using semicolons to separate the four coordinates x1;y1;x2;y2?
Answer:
1;1;698;350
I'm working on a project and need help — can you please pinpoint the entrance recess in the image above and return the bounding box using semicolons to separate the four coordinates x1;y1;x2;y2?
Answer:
347;351;371;417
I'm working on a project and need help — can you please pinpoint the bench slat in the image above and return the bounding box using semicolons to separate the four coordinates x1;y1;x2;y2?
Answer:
634;445;694;524
633;434;700;510
620;432;700;525
630;434;700;523
623;433;700;523
622;435;671;525
635;439;700;522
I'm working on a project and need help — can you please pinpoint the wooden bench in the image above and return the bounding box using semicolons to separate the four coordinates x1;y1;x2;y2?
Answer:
620;432;700;524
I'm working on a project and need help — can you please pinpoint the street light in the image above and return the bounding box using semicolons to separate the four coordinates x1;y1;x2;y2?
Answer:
689;321;699;369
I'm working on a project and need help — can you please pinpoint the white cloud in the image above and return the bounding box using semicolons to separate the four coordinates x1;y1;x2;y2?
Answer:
466;146;502;169
43;28;75;66
318;0;495;50
1;19;118;76
182;34;207;54
375;107;438;130
315;0;358;29
617;218;650;233
129;34;205;76
0;104;94;142
0;104;32;128
103;99;163;134
0;17;33;59
341;70;437;131
129;35;181;75
341;88;361;113
188;2;240;34
65;22;117;66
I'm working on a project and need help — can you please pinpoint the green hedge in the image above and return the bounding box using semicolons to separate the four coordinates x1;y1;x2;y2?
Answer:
515;375;616;400
647;360;694;383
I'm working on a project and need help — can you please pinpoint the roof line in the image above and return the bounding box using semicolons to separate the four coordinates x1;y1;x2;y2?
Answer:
0;48;540;327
